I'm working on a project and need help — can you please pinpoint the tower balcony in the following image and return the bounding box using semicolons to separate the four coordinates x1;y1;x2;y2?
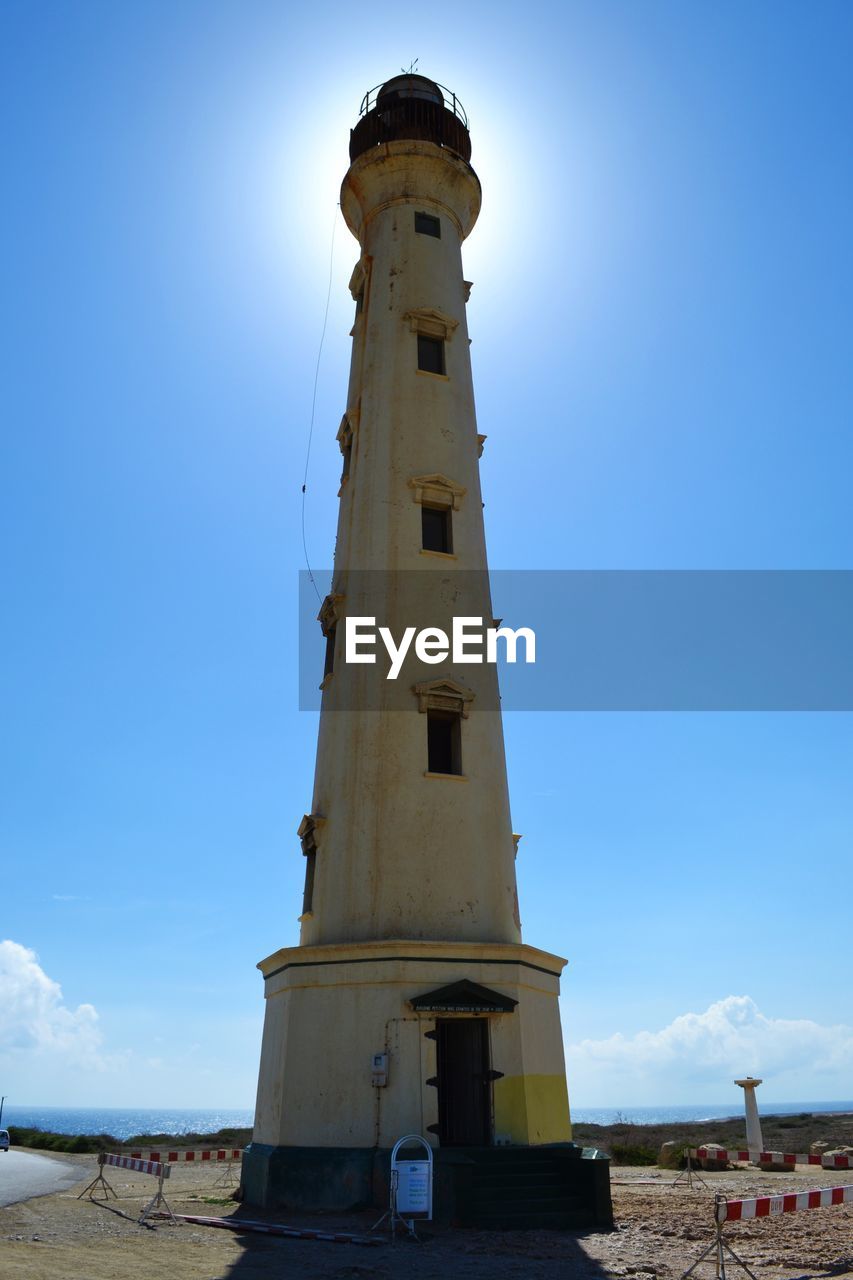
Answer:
349;75;472;164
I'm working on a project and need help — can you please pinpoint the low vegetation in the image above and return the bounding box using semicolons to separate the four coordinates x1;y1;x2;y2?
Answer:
7;1126;252;1155
573;1110;853;1164
609;1143;658;1165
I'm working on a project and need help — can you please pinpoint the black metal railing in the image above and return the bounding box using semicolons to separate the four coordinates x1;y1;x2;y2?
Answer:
358;81;469;128
350;82;472;163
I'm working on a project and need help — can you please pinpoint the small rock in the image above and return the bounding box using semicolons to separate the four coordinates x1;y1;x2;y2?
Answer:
822;1146;853;1166
697;1142;729;1172
657;1140;684;1169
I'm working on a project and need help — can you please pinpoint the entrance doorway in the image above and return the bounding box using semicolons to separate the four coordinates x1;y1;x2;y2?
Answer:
435;1018;491;1146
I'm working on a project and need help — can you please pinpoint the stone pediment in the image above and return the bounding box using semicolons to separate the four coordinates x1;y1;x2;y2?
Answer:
348;256;370;301
297;813;325;855
317;593;345;637
403;307;459;341
410;979;517;1014
408;473;466;511
412;677;475;718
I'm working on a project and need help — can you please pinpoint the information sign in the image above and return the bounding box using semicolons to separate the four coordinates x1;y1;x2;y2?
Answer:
390;1135;433;1222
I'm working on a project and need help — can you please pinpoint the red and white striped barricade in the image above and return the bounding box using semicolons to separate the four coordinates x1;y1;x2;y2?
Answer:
127;1147;244;1186
78;1152;176;1224
127;1148;243;1162
681;1186;853;1279
692;1145;853;1170
148;1212;383;1245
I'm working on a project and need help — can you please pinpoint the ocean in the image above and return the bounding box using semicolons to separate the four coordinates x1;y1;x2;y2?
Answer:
1;1106;255;1140
571;1101;853;1126
2;1100;851;1141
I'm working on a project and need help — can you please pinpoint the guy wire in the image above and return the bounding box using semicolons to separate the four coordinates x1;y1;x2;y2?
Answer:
301;202;339;605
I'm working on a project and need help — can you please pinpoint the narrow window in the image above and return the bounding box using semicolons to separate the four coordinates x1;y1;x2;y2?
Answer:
422;504;452;554
355;286;364;316
427;710;461;775
418;334;445;375
323;626;336;678
340;439;352;484
415;211;441;238
302;850;316;915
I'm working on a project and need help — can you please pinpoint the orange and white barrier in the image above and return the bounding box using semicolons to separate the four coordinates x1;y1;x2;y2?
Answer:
681;1186;853;1279
692;1145;852;1170
717;1184;853;1222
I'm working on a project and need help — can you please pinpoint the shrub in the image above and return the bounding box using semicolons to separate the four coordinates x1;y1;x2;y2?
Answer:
8;1127;116;1154
611;1143;657;1166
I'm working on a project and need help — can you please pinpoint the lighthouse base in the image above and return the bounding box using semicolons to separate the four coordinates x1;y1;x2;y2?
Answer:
251;939;574;1152
241;1142;613;1229
244;938;613;1224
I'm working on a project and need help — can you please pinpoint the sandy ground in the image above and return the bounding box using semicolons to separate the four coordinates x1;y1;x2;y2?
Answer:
1;1152;851;1280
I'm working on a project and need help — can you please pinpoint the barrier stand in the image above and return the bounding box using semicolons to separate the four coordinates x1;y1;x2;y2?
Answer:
78;1153;119;1204
671;1148;711;1192
140;1165;176;1225
212;1151;240;1189
680;1195;757;1280
78;1153;176;1226
680;1185;853;1280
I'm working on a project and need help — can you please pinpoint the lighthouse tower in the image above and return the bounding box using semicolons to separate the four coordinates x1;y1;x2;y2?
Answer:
244;76;608;1224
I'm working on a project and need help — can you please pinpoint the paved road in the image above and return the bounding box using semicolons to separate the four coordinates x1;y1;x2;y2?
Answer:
0;1149;87;1208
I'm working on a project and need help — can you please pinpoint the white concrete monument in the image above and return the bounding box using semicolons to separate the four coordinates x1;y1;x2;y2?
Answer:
734;1076;764;1153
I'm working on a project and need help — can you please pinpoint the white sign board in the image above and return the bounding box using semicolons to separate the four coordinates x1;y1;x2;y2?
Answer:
396;1161;430;1215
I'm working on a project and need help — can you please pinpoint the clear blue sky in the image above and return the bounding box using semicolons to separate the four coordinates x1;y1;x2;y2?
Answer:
2;1;851;1110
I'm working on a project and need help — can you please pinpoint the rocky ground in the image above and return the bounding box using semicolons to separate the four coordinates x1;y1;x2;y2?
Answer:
1;1150;851;1280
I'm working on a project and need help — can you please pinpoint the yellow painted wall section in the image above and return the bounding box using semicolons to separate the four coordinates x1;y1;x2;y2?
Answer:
494;1074;572;1145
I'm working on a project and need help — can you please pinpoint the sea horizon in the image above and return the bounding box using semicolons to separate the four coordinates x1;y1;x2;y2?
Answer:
3;1099;851;1141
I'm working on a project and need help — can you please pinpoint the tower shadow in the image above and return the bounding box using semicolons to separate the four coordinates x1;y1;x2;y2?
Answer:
205;1205;615;1280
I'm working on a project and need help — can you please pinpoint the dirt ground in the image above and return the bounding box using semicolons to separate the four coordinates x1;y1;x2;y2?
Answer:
1;1152;851;1280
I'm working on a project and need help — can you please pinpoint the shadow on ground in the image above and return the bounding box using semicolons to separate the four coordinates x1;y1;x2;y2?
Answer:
212;1205;615;1280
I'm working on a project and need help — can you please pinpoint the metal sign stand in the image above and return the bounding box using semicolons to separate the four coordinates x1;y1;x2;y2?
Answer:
672;1149;712;1192
372;1134;433;1242
680;1195;758;1280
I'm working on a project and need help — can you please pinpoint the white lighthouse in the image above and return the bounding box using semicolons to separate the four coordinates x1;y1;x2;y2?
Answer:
244;75;610;1227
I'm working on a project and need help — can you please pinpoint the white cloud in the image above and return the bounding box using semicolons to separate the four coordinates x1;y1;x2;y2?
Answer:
568;995;853;1104
0;939;109;1069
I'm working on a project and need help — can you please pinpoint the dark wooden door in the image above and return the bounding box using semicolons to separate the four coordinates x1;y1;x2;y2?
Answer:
436;1018;491;1146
